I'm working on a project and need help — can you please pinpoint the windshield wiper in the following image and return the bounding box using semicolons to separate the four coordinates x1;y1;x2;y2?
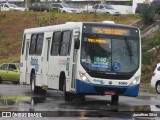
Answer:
124;38;133;57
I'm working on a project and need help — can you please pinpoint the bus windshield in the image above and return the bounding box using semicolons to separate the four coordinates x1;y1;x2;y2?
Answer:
81;35;139;73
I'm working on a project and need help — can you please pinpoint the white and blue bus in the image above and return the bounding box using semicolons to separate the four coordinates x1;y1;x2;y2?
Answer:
20;21;141;103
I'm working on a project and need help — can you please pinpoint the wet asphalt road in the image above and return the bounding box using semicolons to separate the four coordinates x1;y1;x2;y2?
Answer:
0;82;160;120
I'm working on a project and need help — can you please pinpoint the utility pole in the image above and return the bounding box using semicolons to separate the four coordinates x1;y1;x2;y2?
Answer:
101;0;106;4
62;0;66;4
24;0;27;9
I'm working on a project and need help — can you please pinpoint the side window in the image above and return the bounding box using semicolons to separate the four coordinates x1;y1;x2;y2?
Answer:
36;33;44;55
94;5;99;9
22;34;26;55
29;34;37;55
60;31;72;56
8;64;17;71
4;4;9;8
100;5;104;9
157;66;160;71
51;32;61;56
0;64;8;70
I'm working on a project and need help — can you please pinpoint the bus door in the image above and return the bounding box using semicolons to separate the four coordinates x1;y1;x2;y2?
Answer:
67;29;80;91
42;36;51;86
20;35;30;84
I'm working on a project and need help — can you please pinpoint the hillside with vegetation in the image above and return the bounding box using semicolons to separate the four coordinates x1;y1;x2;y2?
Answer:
0;11;140;63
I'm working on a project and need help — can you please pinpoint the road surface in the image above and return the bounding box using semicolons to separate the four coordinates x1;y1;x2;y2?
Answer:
0;82;160;120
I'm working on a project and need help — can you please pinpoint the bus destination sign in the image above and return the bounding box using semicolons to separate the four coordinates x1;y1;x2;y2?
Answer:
92;27;130;36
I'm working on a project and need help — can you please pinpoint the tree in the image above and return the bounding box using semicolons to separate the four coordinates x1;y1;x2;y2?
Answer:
141;6;156;25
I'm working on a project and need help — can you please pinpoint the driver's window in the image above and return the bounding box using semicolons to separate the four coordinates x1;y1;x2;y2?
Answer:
8;64;17;71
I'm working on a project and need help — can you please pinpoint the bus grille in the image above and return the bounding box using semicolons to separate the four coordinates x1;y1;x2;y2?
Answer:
94;86;127;95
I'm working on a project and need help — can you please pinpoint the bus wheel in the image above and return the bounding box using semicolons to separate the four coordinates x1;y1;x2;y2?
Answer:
111;95;119;104
63;83;72;101
40;88;46;95
31;73;39;94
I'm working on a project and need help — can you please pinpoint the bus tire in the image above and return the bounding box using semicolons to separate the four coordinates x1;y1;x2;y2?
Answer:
111;95;119;104
64;91;72;101
59;72;65;91
40;88;46;95
64;82;72;101
31;73;39;94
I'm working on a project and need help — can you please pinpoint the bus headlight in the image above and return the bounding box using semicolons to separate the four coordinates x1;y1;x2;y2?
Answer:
79;71;90;83
130;76;140;86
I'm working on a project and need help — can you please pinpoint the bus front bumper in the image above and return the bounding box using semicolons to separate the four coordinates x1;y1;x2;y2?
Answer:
75;79;140;97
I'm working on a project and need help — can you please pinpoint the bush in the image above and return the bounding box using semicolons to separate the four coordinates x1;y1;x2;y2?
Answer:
141;6;156;25
142;52;154;65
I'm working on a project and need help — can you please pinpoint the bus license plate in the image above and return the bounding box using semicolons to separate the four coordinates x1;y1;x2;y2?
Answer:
104;91;115;95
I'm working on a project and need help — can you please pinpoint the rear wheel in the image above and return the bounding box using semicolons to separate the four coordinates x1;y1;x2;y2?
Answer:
156;82;160;94
31;73;39;94
111;95;119;104
39;87;46;95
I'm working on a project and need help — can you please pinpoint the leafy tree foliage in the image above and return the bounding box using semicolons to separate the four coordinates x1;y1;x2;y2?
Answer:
141;6;156;25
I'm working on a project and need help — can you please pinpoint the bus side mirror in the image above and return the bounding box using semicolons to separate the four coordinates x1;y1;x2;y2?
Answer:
74;38;80;49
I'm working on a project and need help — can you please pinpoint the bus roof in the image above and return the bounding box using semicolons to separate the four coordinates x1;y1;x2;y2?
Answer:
24;22;139;34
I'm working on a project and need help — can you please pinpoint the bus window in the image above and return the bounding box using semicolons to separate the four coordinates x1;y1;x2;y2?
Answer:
68;31;72;55
35;33;44;55
51;31;61;56
29;34;37;55
21;34;26;55
60;31;72;56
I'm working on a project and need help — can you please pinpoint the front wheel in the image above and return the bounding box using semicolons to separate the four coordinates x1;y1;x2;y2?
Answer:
63;83;72;101
156;82;160;94
111;95;119;104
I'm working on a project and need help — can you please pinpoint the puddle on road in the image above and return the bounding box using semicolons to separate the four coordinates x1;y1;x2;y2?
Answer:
0;94;160;119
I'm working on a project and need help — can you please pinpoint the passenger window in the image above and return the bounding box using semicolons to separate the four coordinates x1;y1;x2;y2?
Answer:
8;64;17;71
60;31;72;56
51;32;62;56
22;34;26;55
29;34;37;55
36;33;44;55
0;64;8;70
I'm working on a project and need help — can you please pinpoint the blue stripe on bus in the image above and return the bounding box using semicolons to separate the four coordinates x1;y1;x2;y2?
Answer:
75;79;139;97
